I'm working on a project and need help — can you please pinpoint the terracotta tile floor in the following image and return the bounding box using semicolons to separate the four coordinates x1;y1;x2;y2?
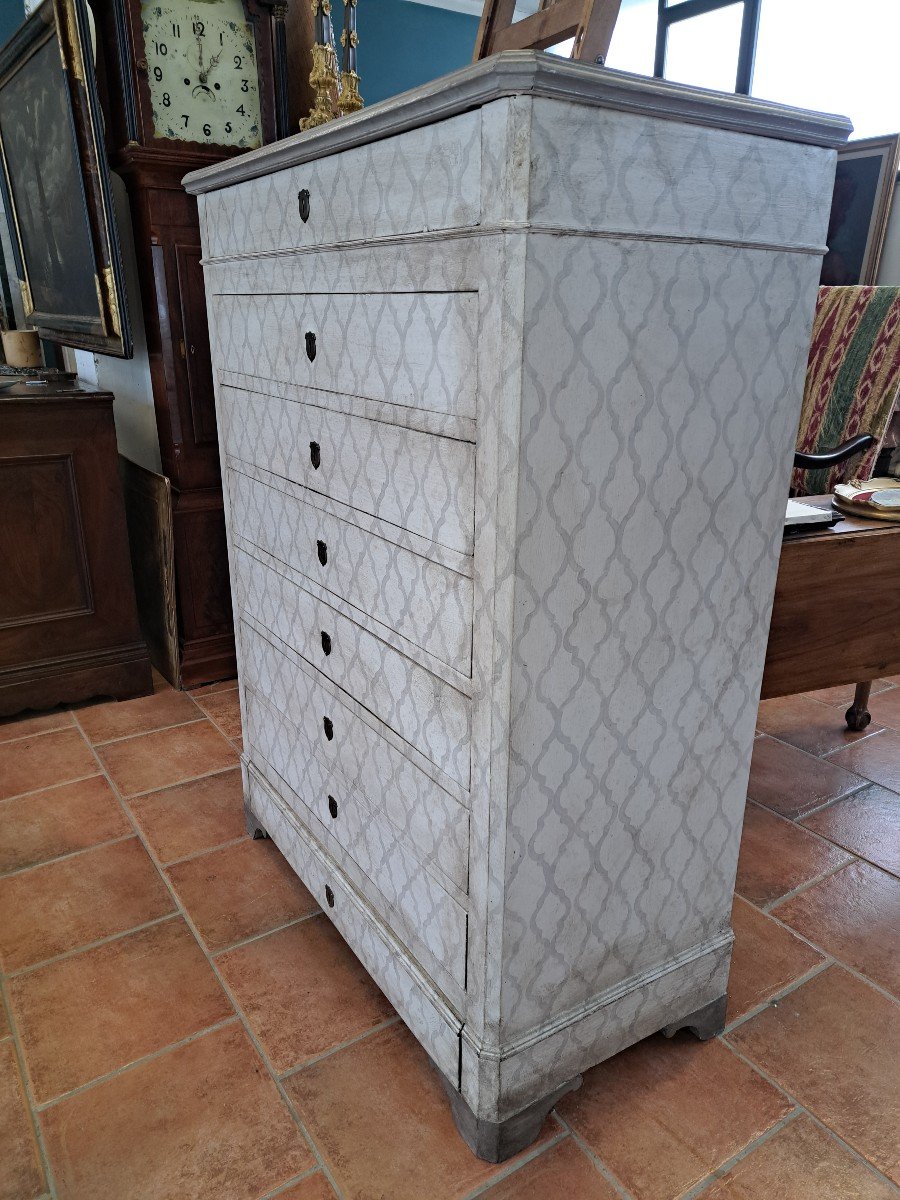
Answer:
0;675;898;1200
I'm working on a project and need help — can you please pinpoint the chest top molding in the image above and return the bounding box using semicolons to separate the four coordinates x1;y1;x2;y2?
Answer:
183;50;851;196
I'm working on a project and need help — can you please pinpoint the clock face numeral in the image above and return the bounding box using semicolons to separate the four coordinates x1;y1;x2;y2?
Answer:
140;1;262;149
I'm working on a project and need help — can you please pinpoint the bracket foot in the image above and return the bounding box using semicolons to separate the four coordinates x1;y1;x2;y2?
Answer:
437;1070;581;1163
244;802;269;840
661;994;727;1041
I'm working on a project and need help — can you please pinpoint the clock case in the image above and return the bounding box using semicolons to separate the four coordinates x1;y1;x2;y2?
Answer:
93;0;288;688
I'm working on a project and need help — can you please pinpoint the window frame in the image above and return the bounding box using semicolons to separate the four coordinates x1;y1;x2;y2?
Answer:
654;0;762;95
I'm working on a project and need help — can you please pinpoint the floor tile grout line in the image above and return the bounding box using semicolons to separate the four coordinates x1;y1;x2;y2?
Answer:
211;909;323;957
33;1016;242;1113
200;703;244;748
758;857;857;913
746;907;900;1006
721;1037;900;1191
162;833;250;870
459;1128;570;1200
680;1107;803;1200
0;973;61;1200
820;724;894;759
763;724;885;760
67;713;349;1200
551;1113;637;1200
721;958;833;1036
788;780;869;823
0;771;102;806
276;1014;403;1079
0;832;140;882
257;1164;325;1199
4;911;181;979
122;760;243;800
86;715;208;747
792;1110;900;1193
0;717;76;746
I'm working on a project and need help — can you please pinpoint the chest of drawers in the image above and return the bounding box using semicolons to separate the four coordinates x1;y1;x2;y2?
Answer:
185;52;848;1161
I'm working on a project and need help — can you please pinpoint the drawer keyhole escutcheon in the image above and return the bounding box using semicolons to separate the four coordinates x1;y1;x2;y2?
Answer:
298;188;311;222
325;885;335;908
310;441;321;470
323;716;334;740
316;538;328;565
305;331;317;361
328;795;338;819
321;630;332;655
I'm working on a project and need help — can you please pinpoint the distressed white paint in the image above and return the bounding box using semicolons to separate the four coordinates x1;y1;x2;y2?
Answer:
193;54;846;1134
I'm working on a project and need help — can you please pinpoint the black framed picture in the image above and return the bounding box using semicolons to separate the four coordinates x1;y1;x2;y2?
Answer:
0;0;131;356
821;135;900;286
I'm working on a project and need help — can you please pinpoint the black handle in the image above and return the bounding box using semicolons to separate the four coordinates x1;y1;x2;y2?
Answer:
316;538;327;565
298;188;311;222
323;716;334;741
327;795;338;819
305;331;317;362
310;441;321;470
320;630;332;656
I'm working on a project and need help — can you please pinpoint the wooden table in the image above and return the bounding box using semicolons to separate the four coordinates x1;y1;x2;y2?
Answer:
761;496;900;726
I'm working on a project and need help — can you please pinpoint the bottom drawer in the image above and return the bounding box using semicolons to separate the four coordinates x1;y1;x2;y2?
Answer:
246;688;468;992
245;765;462;1083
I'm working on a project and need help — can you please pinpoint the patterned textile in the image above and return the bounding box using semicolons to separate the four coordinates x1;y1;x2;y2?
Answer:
793;286;900;496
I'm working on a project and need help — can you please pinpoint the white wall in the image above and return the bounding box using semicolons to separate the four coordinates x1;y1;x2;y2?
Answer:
90;174;162;471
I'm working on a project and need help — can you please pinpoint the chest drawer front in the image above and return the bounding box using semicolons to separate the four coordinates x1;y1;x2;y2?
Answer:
245;767;464;1079
241;625;469;891
220;386;475;556
228;471;472;673
235;550;471;788
246;689;468;987
213;291;477;420
203;109;481;259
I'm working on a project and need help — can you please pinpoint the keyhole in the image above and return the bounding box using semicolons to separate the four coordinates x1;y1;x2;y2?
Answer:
310;441;321;470
323;716;334;741
316;539;327;565
298;188;310;222
325;885;335;908
327;795;338;819
305;331;317;361
321;631;332;656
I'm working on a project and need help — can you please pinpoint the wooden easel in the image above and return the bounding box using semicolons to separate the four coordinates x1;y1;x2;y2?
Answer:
474;0;623;65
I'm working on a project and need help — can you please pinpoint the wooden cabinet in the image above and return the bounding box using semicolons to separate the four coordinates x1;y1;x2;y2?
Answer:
0;382;152;716
186;53;848;1160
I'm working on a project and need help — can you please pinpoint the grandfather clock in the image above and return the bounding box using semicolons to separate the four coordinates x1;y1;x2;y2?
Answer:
93;0;288;686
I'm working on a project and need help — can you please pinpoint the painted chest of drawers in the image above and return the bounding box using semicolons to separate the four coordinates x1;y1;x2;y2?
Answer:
185;52;848;1160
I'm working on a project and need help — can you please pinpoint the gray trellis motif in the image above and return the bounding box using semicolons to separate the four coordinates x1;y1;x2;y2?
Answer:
187;53;847;1159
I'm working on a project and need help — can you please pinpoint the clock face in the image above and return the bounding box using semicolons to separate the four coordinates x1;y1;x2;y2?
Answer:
140;1;262;149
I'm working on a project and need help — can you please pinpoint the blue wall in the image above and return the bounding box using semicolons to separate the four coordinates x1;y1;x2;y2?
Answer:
0;0;25;50
358;1;479;106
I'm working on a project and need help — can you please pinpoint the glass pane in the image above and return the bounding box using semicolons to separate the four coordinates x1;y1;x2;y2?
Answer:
752;0;900;138
605;0;658;75
664;4;744;93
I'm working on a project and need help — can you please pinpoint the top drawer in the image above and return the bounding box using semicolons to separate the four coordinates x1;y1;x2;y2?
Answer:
202;110;481;259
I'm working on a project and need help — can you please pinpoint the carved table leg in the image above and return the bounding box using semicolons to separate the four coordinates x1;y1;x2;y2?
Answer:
244;802;269;840
435;1067;582;1163
661;994;727;1041
845;681;873;731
